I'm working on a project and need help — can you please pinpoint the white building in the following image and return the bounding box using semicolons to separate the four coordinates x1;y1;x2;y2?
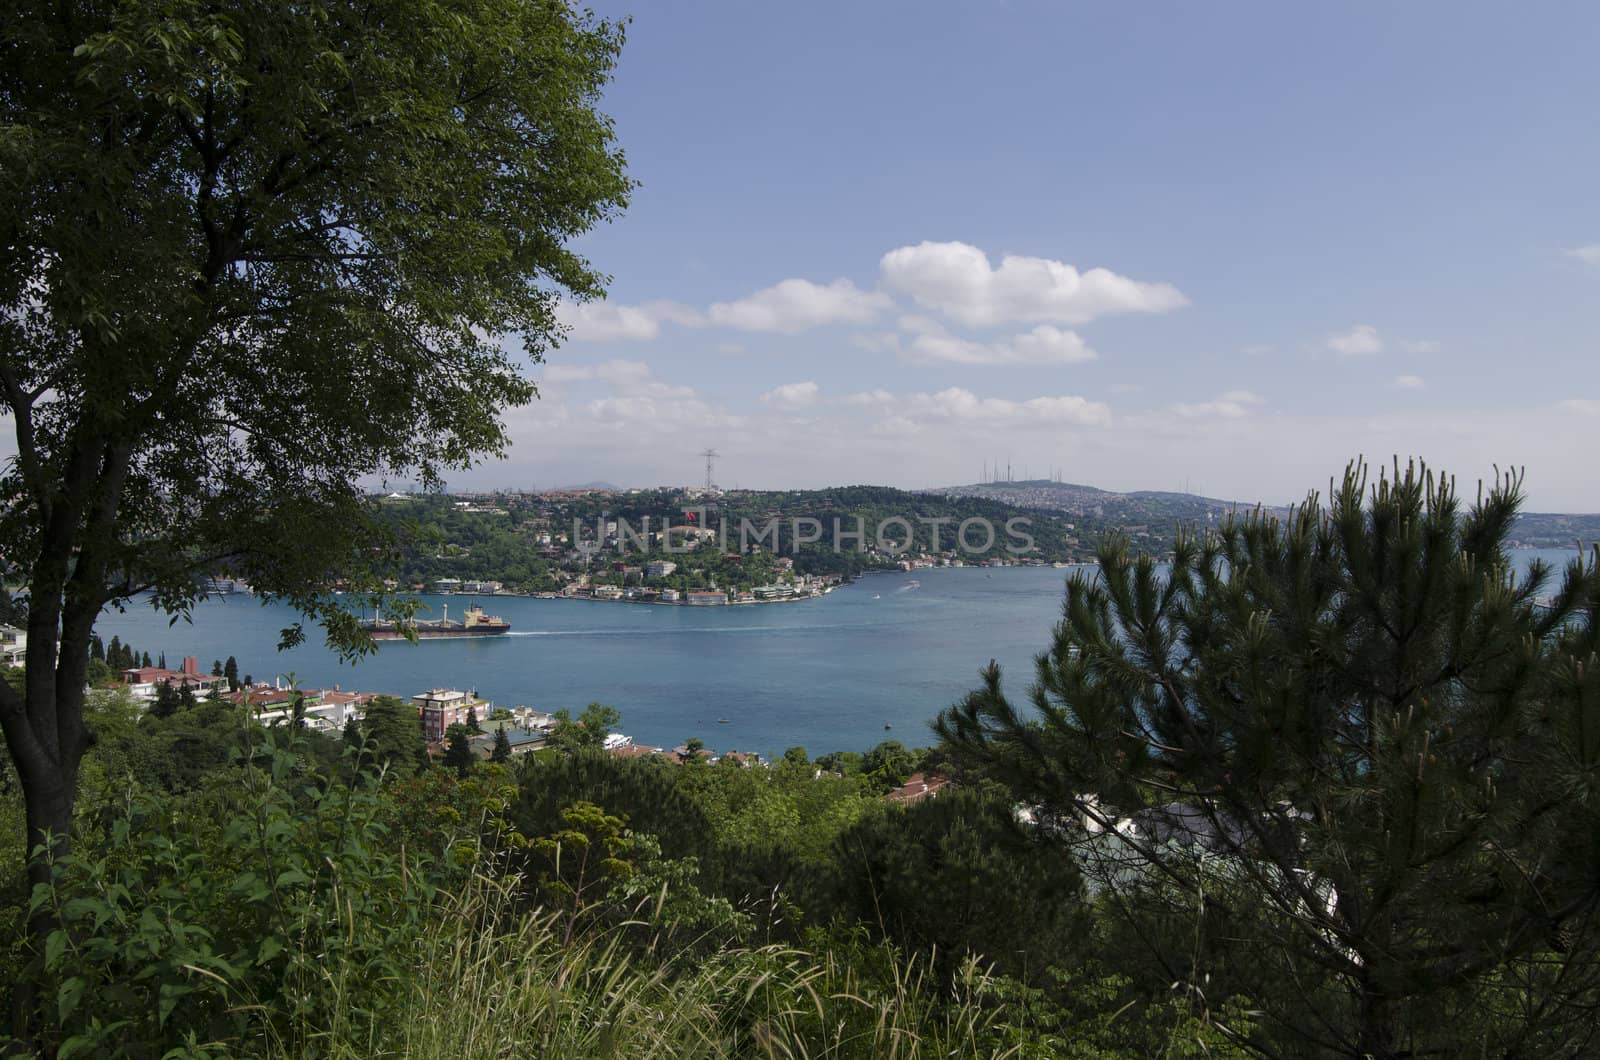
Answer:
0;624;25;667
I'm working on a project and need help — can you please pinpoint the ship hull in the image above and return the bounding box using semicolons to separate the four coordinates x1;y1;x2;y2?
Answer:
365;623;510;640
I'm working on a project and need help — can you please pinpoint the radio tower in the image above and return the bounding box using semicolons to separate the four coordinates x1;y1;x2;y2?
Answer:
700;447;720;491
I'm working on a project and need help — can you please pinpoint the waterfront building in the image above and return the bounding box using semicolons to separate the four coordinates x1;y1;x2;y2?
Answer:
119;656;229;701
414;688;490;741
645;559;677;578
685;590;726;605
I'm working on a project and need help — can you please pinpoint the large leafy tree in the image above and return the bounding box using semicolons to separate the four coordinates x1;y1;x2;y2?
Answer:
938;461;1600;1057
0;0;630;926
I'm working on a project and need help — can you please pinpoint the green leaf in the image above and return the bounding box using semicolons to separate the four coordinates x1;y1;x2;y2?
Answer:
256;937;284;966
44;929;67;969
57;976;84;1022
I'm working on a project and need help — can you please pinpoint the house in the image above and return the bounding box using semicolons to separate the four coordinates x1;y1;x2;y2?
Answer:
659;589;681;603
645;559;677;578
470;723;545;758
251;688;376;734
609;742;667;760
885;772;950;803
0;624;25;667
413;688;491;741
672;744;714;764
120;656;229;701
685;590;726;606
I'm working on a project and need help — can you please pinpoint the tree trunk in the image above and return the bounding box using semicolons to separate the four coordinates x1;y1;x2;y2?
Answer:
1357;980;1397;1060
5;728;81;1047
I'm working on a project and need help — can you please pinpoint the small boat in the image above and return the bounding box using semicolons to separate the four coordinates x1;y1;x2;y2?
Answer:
884;723;892;730
872;593;881;600
717;718;731;724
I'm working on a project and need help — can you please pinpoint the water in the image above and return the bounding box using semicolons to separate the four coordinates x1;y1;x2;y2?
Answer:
94;550;1583;758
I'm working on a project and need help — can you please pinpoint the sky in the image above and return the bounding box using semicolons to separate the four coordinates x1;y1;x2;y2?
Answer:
471;0;1600;509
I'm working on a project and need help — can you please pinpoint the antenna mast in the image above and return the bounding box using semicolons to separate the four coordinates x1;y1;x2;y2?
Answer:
700;447;720;492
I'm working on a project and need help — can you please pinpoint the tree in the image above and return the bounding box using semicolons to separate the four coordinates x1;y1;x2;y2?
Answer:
0;0;631;977
830;787;1087;984
861;738;916;790
466;706;481;734
938;461;1600;1057
490;726;512;764
148;681;182;720
345;695;428;781
223;656;239;692
88;636;104;664
442;723;477;778
546;703;621;754
210;659;223;677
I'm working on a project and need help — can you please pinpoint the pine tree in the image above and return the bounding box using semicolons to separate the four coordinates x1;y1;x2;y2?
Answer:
491;726;513;763
89;636;104;663
156;651;166;670
140;651;152;668
348;696;429;780
443;723;477;777
210;659;223;676
939;460;1600;1057
224;656;239;692
148;681;182;720
467;706;482;734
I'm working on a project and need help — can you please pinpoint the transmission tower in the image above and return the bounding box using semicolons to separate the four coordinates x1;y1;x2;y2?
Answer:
700;447;720;491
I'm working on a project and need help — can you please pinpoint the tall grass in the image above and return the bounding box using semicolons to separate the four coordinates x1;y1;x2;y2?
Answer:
286;868;1019;1059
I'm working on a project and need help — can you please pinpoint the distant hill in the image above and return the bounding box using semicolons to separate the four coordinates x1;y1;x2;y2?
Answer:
926;479;1269;523
548;481;622;492
930;480;1599;551
1511;513;1600;550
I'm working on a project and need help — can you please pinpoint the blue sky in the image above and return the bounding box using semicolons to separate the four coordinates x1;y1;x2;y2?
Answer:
486;1;1600;508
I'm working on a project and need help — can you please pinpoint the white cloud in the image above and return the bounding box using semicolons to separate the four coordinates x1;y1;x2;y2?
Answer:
878;240;1187;327
850;331;902;355
894;316;1097;366
1327;324;1384;356
1392;375;1426;390
544;360;653;386
1565;244;1600;265
760;381;821;410
838;384;1110;427
543;359;698;403
842;388;896;406
707;278;891;333
1172;390;1263;420
1558;399;1600;416
555;299;701;342
903;387;1112;427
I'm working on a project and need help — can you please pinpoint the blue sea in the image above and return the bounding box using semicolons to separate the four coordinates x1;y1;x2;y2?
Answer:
94;550;1585;758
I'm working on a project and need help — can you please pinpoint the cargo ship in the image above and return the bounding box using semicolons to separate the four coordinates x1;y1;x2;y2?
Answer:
364;603;511;640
